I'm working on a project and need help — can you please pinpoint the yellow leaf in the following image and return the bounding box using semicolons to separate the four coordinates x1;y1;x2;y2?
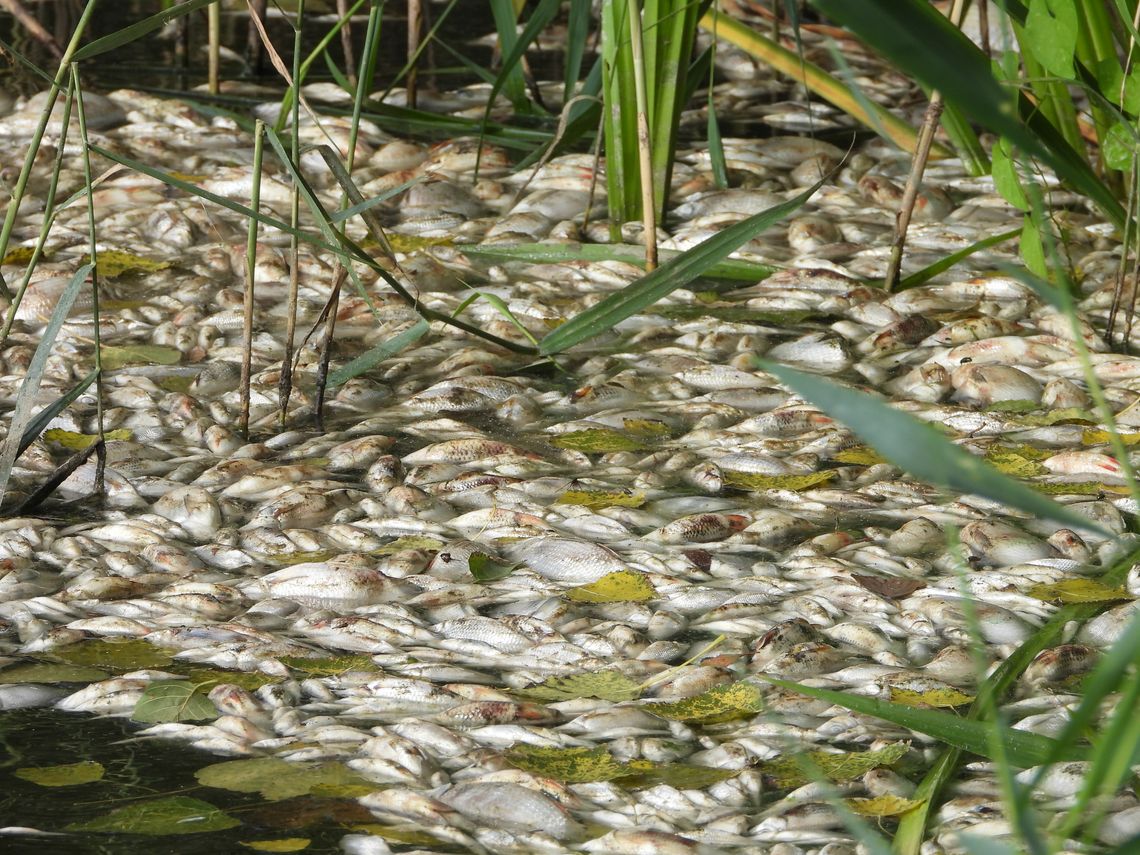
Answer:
1033;481;1130;495
383;233;454;253
1;246;38;265
84;250;170;278
514;670;642;703
1028;579;1134;604
722;470;835;491
1082;429;1140;446
100;344;182;370
566;570;655;603
507;746;628;783
985;446;1048;477
833;446;887;465
889;686;974;708
44;428;132;450
622;418;672;437
556;489;645;510
15;761;104;787
169;171;207;183
1011;407;1094;426
759;743;910;789
240;840;310;852
845;795;924;817
373;536;444;554
551;429;651;453
644;681;765;724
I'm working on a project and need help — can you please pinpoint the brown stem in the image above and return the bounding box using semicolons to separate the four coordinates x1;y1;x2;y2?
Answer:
0;0;63;58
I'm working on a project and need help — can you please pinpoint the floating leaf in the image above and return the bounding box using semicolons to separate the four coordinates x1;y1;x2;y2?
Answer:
759;743;910;789
196;758;372;801
181;666;279;692
240;840;310;853
15;761;104;787
100;344;182;370
557;489;646;510
833;446;887;465
66;796;239;835
622;418;672;437
1033;481;1128;496
1028;579;1134;605
57;638;173;671
1081;429;1140;446
566;570;656;603
0;661;109;683
278;654;378;676
722;470;835;491
514;670;643;702
851;575;925;600
644;681;764;724
846;795;924;818
131;681;216;723
506;745;628;783
384;234;453;253
83;250;170;278
1010;407;1093;426
348;825;442;846
44;428;132;450
615;760;737;790
468;552;518;582
890;686;974;708
984;447;1048;477
550;429;651;453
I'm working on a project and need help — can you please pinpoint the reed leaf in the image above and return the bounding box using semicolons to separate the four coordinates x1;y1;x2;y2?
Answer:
0;263;92;505
327;318;430;387
760;361;1112;535
895;227;1020;290
72;0;220;61
759;676;1082;768
539;179;820;354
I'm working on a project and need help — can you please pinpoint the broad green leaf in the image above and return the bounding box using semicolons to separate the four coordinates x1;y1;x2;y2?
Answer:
73;0;221;60
846;795;924;818
1103;122;1136;172
514;670;643;702
15;761;104;786
44;428;132;450
644;681;764;724
197;757;372;801
566;570;656;603
1028;579;1133;604
131;681;215;723
100;344;181;370
550;429;651;453
759;675;1083;767
0;661;108;683
556;489;646;510
506;745;628;783
760;361;1111;536
1021;216;1047;276
468;552;518;582
56;638;173;671
68;797;239;836
1025;0;1077;78
241;841;311;853
759;743;909;788
991;139;1028;211
0;263;91;503
538;179;822;355
722;470;835;491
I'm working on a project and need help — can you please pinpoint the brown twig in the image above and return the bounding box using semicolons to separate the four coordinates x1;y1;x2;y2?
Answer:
0;0;63;59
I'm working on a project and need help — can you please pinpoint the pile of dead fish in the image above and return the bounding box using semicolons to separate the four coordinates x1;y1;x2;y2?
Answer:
0;72;1137;855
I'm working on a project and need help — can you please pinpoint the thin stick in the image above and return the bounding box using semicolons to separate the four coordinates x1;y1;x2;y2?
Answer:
626;0;657;271
241;121;266;439
246;0;267;73
0;0;98;303
207;0;221;94
279;0;305;427
0;0;63;58
337;0;357;85
407;0;422;108
314;267;347;431
884;0;966;293
72;67;107;498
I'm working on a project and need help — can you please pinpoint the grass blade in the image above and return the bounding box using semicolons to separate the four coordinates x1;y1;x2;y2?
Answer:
895;227;1020;290
72;0;220;61
327;319;430;387
463;242;779;281
0;263;92;504
17;369;97;457
759;676;1080;767
760;361;1112;535
539;179;820;354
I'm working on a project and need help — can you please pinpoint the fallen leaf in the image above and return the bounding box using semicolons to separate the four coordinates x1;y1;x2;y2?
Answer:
889;686;974;708
506;745;628;783
644;681;764;724
15;761;104;787
1082;429;1140;446
722;470;835;491
566;570;655;603
44;428;132;450
56;638;174;671
759;742;910;789
240;840;311;853
1;246;37;265
468;552;518;582
100;344;182;370
550;429;651;453
83;250;170;278
132;682;216;724
845;794;924;817
278;654;378;676
556;489;646;510
985;446;1048;477
66;796;239;835
833;446;887;465
851;575;925;600
1028;578;1134;604
197;757;372;801
0;662;109;683
514;670;642;703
